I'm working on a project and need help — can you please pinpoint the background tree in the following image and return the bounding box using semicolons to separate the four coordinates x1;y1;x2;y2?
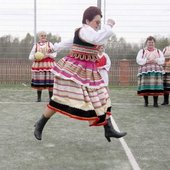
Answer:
0;33;170;59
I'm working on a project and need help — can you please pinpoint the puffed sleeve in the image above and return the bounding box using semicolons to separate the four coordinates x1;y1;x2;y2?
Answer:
29;44;36;60
155;50;165;65
79;25;113;45
53;38;73;52
136;49;147;65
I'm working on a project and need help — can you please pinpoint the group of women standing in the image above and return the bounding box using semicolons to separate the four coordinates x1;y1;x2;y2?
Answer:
136;36;170;107
29;6;169;143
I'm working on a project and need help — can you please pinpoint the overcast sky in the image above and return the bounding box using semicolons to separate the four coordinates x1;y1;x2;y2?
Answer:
0;0;170;43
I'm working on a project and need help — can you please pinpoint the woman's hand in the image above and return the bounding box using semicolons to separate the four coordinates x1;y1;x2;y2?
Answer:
107;19;115;28
146;59;156;64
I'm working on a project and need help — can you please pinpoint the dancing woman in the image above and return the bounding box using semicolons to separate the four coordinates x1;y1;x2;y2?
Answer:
34;6;127;142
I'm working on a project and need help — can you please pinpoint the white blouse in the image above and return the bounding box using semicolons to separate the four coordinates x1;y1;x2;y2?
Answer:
136;48;165;66
54;24;113;52
29;42;57;60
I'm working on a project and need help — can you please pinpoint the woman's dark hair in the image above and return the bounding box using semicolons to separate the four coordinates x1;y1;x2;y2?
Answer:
82;6;102;24
145;36;156;44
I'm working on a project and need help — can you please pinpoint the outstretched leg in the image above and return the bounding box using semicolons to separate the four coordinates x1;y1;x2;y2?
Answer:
104;117;127;142
34;107;55;140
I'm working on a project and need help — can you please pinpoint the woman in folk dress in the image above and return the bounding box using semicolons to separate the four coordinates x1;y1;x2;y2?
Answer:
161;45;170;105
29;31;57;102
34;6;126;142
136;36;165;107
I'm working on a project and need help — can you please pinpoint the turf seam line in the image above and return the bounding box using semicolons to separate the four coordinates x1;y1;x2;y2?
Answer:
110;116;141;170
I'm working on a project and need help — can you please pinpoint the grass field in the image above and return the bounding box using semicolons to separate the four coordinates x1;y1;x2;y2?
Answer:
0;85;169;170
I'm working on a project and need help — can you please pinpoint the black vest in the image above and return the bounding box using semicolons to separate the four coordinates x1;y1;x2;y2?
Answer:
73;28;95;47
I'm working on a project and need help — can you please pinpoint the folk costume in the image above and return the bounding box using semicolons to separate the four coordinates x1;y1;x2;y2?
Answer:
49;25;113;127
34;10;126;142
29;41;57;101
136;48;165;106
162;46;170;105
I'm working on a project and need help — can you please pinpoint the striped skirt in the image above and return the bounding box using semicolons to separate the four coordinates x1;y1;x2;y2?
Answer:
31;71;54;90
31;58;56;90
48;78;111;126
137;72;164;96
48;56;112;126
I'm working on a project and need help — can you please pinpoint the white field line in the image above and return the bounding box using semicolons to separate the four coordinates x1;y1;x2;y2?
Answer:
110;116;141;170
0;99;141;170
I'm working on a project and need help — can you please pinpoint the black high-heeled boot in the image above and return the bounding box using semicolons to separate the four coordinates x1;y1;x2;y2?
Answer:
49;90;53;101
153;96;158;107
144;96;148;107
161;94;169;105
37;90;42;102
34;115;49;140
104;118;127;142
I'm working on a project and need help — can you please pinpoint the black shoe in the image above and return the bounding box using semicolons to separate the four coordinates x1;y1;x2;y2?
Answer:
104;118;127;142
153;103;159;107
144;103;148;107
36;98;41;102
161;102;169;105
105;130;127;142
161;94;169;105
34;115;49;140
37;90;42;102
153;96;159;107
144;96;148;107
49;91;53;99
